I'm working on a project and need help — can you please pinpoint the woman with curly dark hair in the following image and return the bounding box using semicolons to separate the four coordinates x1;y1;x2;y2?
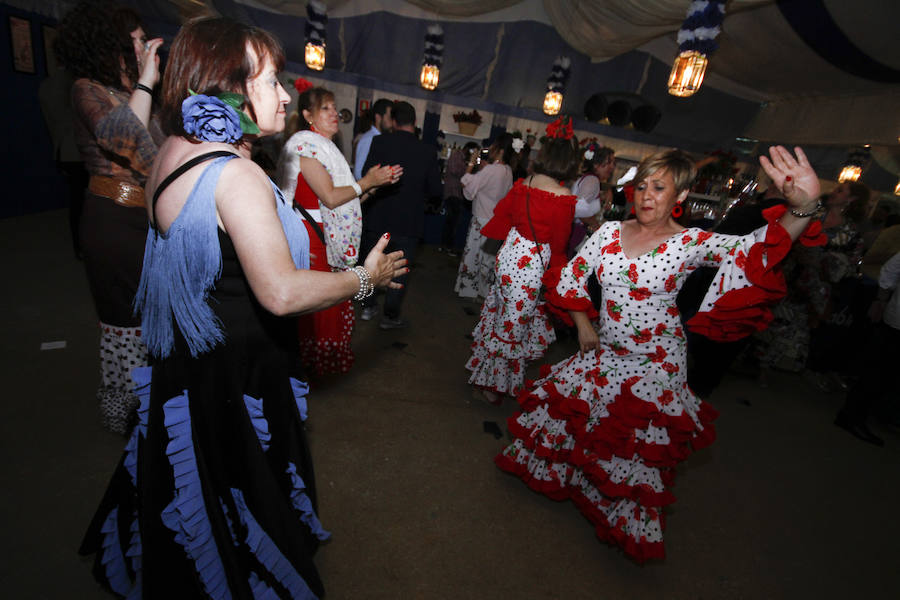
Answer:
55;0;164;434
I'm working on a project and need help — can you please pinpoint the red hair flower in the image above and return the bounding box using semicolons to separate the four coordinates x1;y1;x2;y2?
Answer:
293;77;314;94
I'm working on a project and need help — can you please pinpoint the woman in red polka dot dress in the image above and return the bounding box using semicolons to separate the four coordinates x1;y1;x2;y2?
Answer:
496;147;827;562
465;119;580;404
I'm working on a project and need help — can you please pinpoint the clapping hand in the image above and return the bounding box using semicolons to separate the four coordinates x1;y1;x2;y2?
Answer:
365;164;403;189
759;146;821;210
363;233;408;289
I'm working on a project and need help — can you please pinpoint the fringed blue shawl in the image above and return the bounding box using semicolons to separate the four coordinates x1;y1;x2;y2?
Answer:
135;155;310;358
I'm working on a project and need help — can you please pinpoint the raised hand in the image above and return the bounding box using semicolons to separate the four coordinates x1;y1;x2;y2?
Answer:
138;38;164;88
759;146;820;209
363;164;404;190
362;233;408;289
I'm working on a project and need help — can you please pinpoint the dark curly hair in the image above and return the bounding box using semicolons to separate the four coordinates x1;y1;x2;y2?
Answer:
54;0;143;91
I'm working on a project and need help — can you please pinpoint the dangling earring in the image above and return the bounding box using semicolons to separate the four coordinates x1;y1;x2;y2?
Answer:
671;202;684;218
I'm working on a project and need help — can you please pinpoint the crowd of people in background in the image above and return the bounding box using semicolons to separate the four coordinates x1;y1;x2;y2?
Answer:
44;1;898;596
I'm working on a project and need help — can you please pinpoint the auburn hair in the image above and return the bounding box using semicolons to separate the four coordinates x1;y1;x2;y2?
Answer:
160;17;285;138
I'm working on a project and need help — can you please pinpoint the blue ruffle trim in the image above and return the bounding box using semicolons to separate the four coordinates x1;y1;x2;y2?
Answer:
274;185;310;272
249;571;281;599
230;488;319;599
286;462;331;541
125;513;142;600
159;391;232;600
243;394;271;452
124;366;152;487
289;378;310;422
100;507;133;596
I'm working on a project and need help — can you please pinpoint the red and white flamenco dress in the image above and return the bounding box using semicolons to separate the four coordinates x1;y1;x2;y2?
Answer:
495;205;816;562
294;173;355;375
465;181;575;397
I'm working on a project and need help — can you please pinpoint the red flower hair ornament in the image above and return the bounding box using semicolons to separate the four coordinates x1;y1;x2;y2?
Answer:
293;77;314;94
545;115;575;140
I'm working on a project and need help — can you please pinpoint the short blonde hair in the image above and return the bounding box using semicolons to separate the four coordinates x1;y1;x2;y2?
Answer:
634;150;696;193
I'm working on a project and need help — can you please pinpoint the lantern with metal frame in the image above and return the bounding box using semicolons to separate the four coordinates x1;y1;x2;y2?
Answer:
305;0;327;71
668;1;725;97
543;56;570;116
420;25;443;91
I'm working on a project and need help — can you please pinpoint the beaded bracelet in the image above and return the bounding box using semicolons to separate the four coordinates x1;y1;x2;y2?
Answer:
789;198;824;218
347;265;374;301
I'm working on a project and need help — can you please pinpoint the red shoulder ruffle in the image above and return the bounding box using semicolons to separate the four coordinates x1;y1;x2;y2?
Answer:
687;205;792;341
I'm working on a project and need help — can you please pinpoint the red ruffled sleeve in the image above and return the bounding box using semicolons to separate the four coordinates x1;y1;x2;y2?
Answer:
687;205;793;341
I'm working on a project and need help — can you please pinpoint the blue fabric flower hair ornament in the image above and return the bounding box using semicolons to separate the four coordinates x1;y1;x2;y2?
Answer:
182;90;260;143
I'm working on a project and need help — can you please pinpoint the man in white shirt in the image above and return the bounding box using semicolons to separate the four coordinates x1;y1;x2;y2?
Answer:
834;250;900;446
353;98;394;180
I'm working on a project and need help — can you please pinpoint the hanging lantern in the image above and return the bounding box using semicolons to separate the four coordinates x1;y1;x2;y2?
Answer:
838;165;862;183
668;1;725;97
305;42;325;71
667;51;708;97
420;65;440;90
305;0;327;71
543;56;570;116
543;91;563;115
420;25;443;91
838;147;870;183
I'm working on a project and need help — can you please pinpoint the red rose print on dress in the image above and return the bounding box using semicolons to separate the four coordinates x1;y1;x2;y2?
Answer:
629;287;651;301
606;300;623;322
666;306;680;317
627;264;638;283
654;323;667;336
501;274;512;286
572;256;590;280
630;328;652;344
503;320;514;333
657;389;674;405
735;250;747;269
647;345;667;363
661;362;679;374
522;285;538;300
601;239;622;254
517;255;532;269
696;231;713;244
515;299;525;311
665;274;678;292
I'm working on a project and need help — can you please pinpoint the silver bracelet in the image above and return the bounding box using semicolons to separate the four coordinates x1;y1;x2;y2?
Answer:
789;198;824;218
350;181;363;197
347;265;374;301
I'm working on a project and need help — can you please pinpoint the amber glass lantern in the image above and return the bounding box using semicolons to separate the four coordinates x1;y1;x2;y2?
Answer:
667;50;708;97
420;64;439;90
305;42;325;71
838;165;862;183
543;91;563;116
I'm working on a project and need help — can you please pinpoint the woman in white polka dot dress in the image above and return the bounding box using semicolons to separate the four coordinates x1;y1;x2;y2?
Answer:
465;121;580;404
496;147;827;562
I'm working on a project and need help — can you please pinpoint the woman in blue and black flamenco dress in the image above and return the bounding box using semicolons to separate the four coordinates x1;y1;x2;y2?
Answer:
78;18;407;598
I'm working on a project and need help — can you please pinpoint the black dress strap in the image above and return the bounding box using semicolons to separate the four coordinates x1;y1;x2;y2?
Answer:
150;150;238;228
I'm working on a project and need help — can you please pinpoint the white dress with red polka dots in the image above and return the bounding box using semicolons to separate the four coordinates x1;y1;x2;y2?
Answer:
496;217;792;562
465;228;557;396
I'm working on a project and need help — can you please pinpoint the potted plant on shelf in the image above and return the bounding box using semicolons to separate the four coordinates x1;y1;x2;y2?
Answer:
452;109;483;136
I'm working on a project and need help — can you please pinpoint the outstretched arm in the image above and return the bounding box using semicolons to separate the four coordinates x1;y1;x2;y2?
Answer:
759;146;821;240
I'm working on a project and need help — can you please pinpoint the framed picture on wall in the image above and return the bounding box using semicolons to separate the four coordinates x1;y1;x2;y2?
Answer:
43;24;58;76
9;16;36;74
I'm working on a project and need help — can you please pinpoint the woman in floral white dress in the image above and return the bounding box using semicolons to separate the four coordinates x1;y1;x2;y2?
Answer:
276;82;399;375
465;125;579;404
454;134;515;299
496;147;826;562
